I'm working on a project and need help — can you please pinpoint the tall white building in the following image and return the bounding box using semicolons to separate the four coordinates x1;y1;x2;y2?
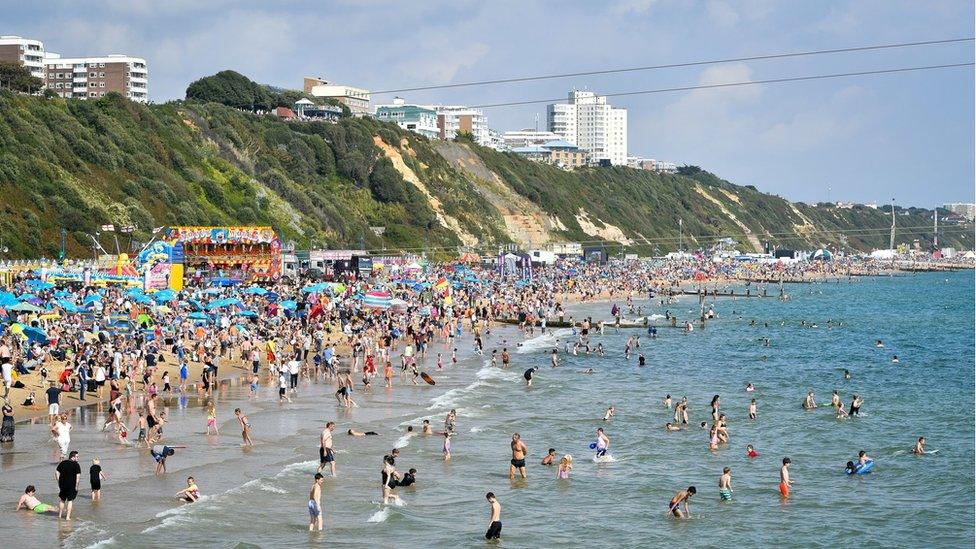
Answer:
0;35;45;79
547;90;628;166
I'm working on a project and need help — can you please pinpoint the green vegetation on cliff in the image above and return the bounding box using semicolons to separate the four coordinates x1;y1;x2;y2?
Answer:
0;75;969;259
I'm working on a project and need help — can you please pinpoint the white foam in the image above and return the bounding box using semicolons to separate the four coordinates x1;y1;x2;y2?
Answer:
516;331;565;354
475;367;519;382
258;482;288;494
85;536;118;549
592;454;618;463
426;380;487;410
394;433;415;449
367;508;391;523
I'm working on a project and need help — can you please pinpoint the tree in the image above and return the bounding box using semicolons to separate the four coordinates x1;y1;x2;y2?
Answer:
185;70;274;111
0;63;43;94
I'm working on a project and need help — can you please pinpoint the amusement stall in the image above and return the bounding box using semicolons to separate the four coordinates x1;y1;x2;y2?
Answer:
163;226;282;286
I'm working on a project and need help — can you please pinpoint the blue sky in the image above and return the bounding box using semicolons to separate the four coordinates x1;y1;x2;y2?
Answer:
6;0;973;206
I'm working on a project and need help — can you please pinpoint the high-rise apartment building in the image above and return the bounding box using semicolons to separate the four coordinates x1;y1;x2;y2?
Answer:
0;35;45;79
547;90;628;166
43;54;148;102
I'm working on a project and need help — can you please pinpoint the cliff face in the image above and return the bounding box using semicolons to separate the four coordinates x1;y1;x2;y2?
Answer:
0;91;969;259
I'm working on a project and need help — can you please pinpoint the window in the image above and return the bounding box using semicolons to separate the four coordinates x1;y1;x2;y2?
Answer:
99;72;105;77
88;63;96;68
55;83;62;89
89;92;96;97
99;82;105;88
98;63;105;68
89;82;96;87
89;72;96;78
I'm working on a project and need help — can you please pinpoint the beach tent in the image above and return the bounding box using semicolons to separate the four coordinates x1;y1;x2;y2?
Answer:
58;300;80;313
279;300;298;310
187;311;209;320
302;283;330;294
236;310;258;318
244;287;268;296
811;249;833;261
83;294;102;305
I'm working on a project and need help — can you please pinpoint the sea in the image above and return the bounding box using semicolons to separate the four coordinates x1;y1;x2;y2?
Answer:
0;271;972;548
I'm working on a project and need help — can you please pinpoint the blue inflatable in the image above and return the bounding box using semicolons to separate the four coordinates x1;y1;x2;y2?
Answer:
588;442;597;449
846;459;874;475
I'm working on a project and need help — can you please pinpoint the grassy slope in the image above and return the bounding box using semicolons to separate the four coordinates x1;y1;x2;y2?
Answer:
469;146;973;253
0;91;969;258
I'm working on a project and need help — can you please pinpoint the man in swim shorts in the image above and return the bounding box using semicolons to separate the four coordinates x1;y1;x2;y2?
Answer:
779;457;793;498
15;485;57;514
318;422;336;476
719;467;733;501
485;492;502;540
509;433;528;479
151;445;176;475
667;486;695;518
523;367;537;386
309;473;324;531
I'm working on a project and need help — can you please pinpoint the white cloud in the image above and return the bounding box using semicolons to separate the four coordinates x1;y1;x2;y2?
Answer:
613;0;657;14
707;1;739;28
391;41;490;85
758;86;870;151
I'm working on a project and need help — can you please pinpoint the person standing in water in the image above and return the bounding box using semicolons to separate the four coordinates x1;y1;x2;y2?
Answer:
603;406;615;421
235;408;253;446
318;422;336;476
550;349;559;368
719;467;733;501
485;492;502;540
509;433;528;479
523;367;537;386
779;457;793;498
595;428;610;457
556;454;573;479
308;473;324;531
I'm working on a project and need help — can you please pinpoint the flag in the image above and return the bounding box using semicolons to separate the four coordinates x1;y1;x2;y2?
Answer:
434;277;449;295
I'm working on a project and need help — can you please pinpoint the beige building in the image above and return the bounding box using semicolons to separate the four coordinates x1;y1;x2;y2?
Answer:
43;54;148;102
304;76;370;116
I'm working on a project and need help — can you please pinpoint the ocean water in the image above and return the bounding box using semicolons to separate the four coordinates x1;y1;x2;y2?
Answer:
1;271;973;548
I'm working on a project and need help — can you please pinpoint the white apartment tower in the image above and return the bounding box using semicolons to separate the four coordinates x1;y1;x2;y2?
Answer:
0;35;45;79
547;90;627;166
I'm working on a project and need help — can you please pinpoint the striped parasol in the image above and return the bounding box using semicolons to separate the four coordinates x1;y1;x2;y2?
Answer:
362;290;392;310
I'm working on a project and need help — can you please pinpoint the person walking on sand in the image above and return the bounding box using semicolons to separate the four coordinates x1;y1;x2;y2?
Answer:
308;473;324;531
485;492;502;540
509;433;528;479
317;422;336;476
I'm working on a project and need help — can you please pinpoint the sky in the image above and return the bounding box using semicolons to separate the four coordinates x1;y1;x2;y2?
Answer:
5;0;974;206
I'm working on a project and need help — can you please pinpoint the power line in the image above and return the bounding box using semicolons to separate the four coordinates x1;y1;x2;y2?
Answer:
371;37;975;95
465;62;974;109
